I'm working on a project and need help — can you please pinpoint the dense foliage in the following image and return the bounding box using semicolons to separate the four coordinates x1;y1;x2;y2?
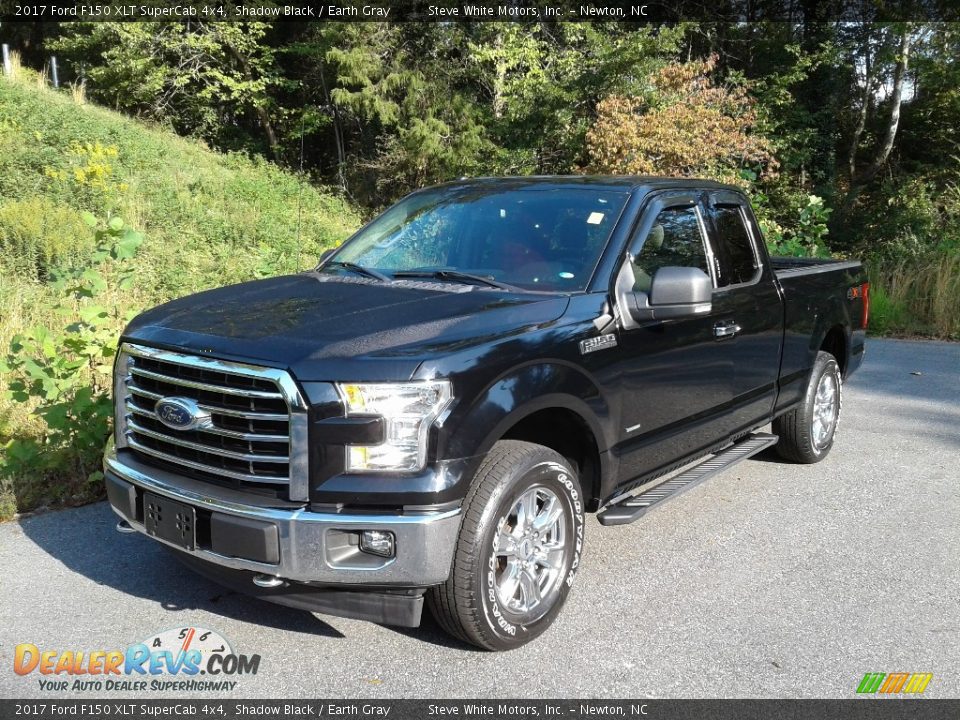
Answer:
584;55;777;185
17;23;954;322
0;75;358;519
1;20;958;517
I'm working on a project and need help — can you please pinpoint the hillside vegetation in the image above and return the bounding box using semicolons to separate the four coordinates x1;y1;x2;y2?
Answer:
0;74;360;520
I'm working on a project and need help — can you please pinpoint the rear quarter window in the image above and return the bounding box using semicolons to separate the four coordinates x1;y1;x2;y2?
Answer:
711;205;760;287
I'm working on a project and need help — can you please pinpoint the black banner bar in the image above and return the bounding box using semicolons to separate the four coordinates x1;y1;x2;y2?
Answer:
0;0;957;23
3;700;960;720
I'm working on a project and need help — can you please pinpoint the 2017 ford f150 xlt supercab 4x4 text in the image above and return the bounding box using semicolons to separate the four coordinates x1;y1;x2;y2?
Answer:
104;177;868;650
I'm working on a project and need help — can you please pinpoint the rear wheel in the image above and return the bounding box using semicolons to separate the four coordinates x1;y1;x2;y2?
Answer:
774;351;842;463
428;440;584;650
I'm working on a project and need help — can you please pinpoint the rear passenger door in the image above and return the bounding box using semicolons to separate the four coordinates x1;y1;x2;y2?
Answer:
703;191;782;433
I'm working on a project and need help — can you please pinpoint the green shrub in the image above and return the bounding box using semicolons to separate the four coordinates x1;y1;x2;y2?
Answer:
851;177;959;262
753;189;833;258
1;213;143;509
852;178;960;339
0;197;94;278
866;282;909;336
0;487;15;521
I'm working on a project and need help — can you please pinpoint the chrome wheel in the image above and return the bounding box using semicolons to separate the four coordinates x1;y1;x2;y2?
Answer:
812;371;839;450
493;485;568;621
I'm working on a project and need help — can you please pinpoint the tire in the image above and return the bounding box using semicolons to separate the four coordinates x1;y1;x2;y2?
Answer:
773;351;842;463
428;440;585;651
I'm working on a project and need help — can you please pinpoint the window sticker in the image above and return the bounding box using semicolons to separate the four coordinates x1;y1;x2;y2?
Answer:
587;212;604;225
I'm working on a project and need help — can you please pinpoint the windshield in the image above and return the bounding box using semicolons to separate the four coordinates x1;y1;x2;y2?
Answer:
327;184;629;291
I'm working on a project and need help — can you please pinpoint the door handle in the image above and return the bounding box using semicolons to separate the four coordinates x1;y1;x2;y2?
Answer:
713;322;741;339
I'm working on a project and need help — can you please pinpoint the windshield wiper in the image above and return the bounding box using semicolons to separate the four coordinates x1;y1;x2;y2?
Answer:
393;268;517;291
324;261;391;283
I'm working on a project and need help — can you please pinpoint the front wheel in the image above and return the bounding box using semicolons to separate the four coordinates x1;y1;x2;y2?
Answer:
773;351;842;463
428;440;585;650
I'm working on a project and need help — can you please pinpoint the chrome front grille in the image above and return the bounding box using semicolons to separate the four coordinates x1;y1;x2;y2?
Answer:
115;343;309;500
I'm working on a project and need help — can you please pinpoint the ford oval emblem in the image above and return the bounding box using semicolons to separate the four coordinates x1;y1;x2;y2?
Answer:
154;397;211;432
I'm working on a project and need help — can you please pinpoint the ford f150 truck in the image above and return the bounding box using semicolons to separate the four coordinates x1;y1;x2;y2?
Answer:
104;177;868;650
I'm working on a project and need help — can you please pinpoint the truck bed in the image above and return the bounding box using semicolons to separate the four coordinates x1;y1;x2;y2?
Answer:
771;256;863;278
773;255;867;416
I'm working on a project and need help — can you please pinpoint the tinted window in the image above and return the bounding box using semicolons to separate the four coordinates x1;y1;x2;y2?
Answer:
632;206;708;292
711;205;758;287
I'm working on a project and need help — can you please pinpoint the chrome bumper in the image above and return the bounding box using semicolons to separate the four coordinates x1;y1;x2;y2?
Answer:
103;438;461;586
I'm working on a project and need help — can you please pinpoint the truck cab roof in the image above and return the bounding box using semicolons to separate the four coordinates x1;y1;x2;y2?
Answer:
428;175;744;195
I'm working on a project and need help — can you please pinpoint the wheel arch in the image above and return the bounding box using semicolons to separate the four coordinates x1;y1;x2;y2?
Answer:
441;362;612;510
819;324;849;376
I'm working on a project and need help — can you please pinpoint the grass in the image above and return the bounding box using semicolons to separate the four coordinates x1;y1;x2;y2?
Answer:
0;79;359;289
867;253;960;340
0;72;360;520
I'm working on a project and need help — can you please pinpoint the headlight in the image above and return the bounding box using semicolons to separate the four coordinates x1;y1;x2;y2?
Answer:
336;381;453;473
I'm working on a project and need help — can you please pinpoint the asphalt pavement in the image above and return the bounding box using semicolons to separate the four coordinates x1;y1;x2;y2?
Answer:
1;338;958;699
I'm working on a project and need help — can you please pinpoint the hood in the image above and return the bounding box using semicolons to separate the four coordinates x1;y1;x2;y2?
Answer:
123;273;569;381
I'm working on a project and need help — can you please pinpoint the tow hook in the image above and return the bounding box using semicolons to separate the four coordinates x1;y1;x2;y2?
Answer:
116;520;136;534
252;573;285;588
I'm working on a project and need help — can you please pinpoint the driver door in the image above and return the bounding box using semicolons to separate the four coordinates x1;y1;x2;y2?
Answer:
609;192;736;483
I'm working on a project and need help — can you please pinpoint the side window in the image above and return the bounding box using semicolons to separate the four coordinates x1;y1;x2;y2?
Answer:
710;205;759;287
632;206;709;293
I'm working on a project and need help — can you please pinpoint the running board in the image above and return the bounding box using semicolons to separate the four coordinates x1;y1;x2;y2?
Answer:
597;432;779;526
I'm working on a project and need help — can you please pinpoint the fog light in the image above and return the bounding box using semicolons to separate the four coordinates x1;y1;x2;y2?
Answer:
360;530;395;558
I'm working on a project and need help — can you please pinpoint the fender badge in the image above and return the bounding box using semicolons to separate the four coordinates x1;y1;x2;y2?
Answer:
580;334;618;355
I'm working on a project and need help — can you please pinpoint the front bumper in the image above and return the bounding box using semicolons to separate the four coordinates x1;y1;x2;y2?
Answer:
103;438;462;587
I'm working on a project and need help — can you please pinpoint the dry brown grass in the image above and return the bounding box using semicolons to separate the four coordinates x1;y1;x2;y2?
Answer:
869;252;960;339
3;49;21;79
69;79;86;105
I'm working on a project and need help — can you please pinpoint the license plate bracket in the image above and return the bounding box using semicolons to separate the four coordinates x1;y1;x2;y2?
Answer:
143;492;196;551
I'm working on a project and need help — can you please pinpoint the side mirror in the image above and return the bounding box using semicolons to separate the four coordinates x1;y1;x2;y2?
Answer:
627;266;712;322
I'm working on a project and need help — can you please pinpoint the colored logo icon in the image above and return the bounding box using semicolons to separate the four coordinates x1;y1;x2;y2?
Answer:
856;672;933;694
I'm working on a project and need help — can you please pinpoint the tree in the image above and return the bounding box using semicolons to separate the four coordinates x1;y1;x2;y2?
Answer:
467;23;683;174
304;23;492;204
843;23;914;209
899;25;960;171
584;55;777;184
49;22;283;157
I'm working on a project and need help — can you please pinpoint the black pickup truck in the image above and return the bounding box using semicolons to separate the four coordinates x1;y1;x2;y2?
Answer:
104;177;868;650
